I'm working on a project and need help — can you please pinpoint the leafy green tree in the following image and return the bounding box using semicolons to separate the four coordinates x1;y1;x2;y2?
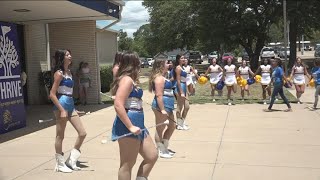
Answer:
118;30;133;51
287;0;320;68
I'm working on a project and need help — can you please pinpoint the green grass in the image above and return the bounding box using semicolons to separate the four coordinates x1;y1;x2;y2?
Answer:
138;81;298;105
189;83;297;105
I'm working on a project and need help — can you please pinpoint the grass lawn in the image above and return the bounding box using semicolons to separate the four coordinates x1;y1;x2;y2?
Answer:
101;66;298;105
188;82;298;105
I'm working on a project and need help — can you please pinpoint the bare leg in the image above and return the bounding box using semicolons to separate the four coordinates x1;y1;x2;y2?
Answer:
83;86;88;105
181;93;190;119
54;111;68;154
137;135;158;178
118;137;140;180
163;112;175;140
152;109;167;143
68;111;87;150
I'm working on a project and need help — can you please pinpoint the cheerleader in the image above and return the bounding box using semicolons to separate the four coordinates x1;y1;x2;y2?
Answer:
204;57;223;101
238;60;254;101
49;49;87;173
149;58;176;159
255;58;272;104
184;59;198;96
310;60;320;110
111;51;158;180
223;57;237;106
289;57;311;104
174;54;190;130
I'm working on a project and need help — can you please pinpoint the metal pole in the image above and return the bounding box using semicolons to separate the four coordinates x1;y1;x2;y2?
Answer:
301;34;304;55
283;0;288;76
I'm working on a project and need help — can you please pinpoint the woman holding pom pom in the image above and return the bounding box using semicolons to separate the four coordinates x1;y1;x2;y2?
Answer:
255;58;272;104
289;57;311;104
238;60;254;101
204;57;223;101
223;57;238;106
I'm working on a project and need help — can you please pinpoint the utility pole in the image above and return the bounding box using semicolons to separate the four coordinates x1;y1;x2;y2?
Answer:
283;0;288;76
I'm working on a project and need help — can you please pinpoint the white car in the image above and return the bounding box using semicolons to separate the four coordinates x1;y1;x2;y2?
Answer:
260;47;276;59
147;58;154;66
278;47;290;58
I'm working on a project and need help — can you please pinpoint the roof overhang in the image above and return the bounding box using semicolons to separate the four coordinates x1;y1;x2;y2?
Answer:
0;0;122;24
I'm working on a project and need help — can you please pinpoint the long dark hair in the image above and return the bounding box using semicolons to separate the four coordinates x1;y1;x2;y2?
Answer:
53;49;70;73
79;61;84;71
173;54;183;79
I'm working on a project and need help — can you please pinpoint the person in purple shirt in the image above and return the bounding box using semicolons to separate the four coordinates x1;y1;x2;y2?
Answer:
264;58;292;112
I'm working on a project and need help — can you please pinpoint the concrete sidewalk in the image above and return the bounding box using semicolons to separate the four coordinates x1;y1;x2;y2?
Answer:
1;88;320;180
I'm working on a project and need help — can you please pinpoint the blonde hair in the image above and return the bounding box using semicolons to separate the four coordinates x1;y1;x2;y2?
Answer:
111;51;140;95
148;58;167;92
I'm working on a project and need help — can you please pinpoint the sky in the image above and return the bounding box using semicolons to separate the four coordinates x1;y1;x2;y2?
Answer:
96;1;150;37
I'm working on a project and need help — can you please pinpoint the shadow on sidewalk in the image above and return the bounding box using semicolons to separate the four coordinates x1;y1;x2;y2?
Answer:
0;103;113;144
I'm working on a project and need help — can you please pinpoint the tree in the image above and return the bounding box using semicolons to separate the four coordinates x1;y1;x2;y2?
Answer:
132;24;158;57
144;0;282;70
143;0;197;52
118;30;133;51
287;0;320;68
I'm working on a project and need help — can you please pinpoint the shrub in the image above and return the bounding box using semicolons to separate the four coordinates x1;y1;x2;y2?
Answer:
100;65;113;93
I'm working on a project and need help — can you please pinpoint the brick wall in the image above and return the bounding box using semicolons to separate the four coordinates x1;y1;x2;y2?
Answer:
49;20;99;104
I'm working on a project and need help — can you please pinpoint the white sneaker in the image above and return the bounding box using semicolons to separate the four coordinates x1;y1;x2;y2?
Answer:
212;99;216;102
182;119;190;130
263;101;267;105
228;102;232;106
162;139;175;156
159;150;173;158
157;142;173;158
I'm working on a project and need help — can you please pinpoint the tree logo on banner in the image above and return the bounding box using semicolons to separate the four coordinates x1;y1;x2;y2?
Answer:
0;26;19;77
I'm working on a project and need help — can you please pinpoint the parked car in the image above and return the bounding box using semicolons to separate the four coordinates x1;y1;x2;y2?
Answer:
208;51;219;63
315;47;320;58
260;47;276;59
188;51;203;64
140;58;149;68
278;47;290;58
147;58;154;66
304;45;312;51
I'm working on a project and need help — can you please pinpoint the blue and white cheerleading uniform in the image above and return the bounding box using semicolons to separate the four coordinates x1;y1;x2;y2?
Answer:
112;86;148;141
53;71;75;116
174;67;188;95
152;78;175;113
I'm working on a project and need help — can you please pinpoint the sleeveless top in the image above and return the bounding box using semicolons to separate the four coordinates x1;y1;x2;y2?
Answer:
261;65;271;77
57;70;74;96
293;65;305;80
239;66;250;79
125;83;143;111
179;66;188;83
152;77;174;97
224;64;236;76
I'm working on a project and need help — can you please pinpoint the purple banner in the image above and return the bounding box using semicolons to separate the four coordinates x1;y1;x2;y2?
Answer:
0;22;26;134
